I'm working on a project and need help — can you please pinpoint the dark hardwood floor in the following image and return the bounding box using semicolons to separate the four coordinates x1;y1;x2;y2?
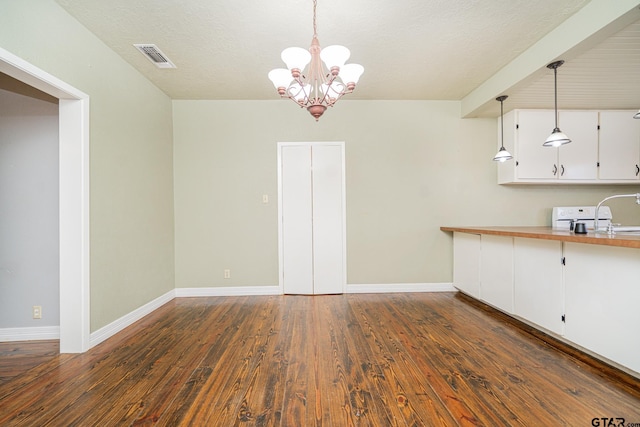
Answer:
0;292;638;426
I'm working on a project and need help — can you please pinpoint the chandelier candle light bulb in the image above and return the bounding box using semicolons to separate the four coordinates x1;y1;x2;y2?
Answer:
268;0;364;121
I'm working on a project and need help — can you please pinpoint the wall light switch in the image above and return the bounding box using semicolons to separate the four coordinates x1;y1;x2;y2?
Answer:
262;194;269;204
33;306;42;319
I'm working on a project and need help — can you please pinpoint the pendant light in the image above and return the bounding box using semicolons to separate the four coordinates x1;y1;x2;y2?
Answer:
493;95;513;162
543;60;571;147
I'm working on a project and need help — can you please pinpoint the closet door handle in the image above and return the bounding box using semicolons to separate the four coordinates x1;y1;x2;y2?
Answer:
553;164;558;176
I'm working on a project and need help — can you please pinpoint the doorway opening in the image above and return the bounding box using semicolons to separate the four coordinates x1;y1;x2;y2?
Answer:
0;47;90;353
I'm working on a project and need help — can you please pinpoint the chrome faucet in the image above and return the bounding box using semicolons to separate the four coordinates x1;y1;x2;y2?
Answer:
594;193;640;233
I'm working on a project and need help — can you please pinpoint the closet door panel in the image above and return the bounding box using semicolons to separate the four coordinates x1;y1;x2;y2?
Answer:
311;144;344;294
281;145;314;294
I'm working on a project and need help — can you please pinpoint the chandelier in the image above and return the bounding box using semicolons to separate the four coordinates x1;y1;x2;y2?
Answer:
267;0;364;121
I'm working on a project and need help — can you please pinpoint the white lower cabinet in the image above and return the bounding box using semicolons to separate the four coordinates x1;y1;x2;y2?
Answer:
563;243;640;373
479;235;514;314
450;232;639;376
513;238;564;335
452;232;481;298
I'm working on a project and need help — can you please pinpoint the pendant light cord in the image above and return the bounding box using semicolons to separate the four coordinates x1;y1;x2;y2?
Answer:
554;66;559;129
500;98;504;147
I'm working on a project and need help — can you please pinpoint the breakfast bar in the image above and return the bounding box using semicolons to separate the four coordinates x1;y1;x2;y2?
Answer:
440;225;640;248
441;225;640;378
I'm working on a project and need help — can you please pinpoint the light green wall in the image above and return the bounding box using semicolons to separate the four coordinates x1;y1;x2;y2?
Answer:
0;0;175;331
173;100;639;287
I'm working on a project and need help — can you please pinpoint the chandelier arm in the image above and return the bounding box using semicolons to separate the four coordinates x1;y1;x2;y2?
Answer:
322;79;348;106
285;96;306;109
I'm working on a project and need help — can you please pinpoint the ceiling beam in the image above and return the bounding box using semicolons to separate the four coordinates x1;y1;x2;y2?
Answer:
461;0;640;118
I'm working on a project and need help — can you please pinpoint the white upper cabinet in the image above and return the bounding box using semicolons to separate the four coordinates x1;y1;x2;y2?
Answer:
498;109;638;184
598;111;640;181
508;110;557;180
558;111;599;180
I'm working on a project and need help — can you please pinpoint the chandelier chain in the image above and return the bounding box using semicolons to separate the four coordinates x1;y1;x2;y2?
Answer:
312;0;318;37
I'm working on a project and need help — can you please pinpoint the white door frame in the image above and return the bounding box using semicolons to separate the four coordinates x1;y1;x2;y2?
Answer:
0;47;91;353
277;141;347;294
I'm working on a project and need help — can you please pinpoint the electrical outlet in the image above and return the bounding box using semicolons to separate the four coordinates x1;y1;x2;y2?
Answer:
33;306;42;319
224;269;231;279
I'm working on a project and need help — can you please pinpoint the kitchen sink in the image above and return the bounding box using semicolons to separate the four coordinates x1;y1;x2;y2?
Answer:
610;225;640;235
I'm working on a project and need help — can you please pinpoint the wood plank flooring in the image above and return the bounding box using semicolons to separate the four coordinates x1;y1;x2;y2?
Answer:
0;292;638;426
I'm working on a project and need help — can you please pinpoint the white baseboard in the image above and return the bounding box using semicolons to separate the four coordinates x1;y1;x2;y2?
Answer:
175;285;282;297
176;284;454;297
346;283;456;293
0;326;60;342
89;289;175;349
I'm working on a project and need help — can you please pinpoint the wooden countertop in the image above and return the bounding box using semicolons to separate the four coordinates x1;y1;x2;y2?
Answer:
440;226;640;249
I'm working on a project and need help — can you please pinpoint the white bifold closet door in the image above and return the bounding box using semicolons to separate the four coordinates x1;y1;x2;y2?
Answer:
279;142;345;295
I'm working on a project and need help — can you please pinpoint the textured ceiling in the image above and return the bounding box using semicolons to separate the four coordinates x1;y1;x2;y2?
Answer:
55;0;640;117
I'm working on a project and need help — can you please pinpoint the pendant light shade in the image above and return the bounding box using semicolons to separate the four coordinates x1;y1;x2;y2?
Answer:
493;95;513;162
543;60;571;147
544;128;571;147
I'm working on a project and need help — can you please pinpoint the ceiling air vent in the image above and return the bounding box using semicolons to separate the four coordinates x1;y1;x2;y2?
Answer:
134;44;176;69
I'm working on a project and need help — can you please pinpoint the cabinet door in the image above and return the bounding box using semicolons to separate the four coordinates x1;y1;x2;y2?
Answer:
514;238;564;334
558;111;598;180
599;111;640;180
480;235;514;313
452;232;480;298
564;243;640;373
515;111;558;180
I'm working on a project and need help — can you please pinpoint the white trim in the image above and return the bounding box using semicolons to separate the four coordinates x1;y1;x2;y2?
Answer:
0;326;60;342
0;48;88;100
89;290;175;348
59;98;91;353
346;283;456;293
175;286;281;297
0;47;91;353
